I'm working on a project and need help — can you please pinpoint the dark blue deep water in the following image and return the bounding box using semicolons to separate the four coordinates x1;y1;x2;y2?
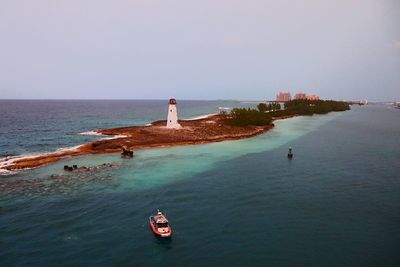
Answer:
0;101;399;266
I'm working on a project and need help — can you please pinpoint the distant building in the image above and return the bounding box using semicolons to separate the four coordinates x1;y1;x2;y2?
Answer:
306;94;320;100
276;91;320;101
166;98;182;129
295;92;307;100
276;92;291;102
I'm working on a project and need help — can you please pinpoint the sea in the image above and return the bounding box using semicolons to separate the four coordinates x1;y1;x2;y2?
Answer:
0;100;399;266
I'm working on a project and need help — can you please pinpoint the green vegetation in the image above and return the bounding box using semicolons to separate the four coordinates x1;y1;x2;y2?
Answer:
257;103;268;113
257;102;281;112
280;99;350;116
226;99;349;127
227;108;272;126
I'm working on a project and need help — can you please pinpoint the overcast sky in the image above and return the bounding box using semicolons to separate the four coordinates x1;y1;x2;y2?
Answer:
0;0;399;101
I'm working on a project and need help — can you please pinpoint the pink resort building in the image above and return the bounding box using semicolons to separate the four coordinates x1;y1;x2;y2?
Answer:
306;94;320;100
295;92;307;100
276;92;292;102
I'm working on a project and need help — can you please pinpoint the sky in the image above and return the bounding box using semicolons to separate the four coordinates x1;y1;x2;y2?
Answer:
0;0;399;101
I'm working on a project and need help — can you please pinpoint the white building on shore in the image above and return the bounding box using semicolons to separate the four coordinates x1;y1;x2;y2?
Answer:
166;98;182;129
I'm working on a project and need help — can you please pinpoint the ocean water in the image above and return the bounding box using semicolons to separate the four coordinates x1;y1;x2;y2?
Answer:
0;100;245;157
0;101;399;266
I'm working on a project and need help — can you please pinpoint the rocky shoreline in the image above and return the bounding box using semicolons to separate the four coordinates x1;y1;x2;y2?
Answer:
1;114;275;172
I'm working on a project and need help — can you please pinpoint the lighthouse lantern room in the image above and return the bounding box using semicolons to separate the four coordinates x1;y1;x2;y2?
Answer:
166;98;181;129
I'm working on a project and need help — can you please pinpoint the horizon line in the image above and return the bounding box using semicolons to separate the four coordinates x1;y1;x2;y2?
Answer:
0;98;395;102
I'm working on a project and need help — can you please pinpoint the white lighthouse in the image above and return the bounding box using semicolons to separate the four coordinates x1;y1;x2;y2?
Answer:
166;98;181;129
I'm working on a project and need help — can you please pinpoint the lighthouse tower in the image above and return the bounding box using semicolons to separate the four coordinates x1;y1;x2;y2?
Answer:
166;98;181;129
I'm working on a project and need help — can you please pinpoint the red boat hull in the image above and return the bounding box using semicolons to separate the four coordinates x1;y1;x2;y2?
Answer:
149;220;172;238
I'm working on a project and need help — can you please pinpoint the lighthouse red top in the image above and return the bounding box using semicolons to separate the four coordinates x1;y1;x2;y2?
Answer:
169;98;177;105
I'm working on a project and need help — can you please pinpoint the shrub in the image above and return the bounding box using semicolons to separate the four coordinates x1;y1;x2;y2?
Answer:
228;108;272;126
257;103;268;113
284;100;349;115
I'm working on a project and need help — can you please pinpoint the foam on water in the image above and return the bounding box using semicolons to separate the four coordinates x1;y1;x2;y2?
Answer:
79;131;127;140
35;112;341;192
2;106;399;266
185;113;218;120
79;131;104;136
0;100;241;158
0;145;85;176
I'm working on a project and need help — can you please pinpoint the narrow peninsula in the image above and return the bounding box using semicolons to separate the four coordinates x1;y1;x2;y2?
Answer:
0;99;350;172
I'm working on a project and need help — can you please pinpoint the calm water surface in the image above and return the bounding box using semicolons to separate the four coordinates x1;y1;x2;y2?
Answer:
0;101;399;266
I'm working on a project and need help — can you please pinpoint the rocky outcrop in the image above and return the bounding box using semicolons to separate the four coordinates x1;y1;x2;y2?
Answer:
1;114;274;171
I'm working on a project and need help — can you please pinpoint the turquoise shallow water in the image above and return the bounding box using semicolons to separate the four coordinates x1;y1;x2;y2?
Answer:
25;112;337;192
1;102;399;266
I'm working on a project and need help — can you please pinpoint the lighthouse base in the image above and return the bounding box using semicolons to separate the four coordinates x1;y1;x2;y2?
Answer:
166;123;182;129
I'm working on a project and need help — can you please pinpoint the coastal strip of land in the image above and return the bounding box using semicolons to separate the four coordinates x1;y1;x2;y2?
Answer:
0;99;351;173
0;114;276;172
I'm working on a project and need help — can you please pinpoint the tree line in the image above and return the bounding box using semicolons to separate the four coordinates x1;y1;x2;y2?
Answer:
274;99;350;116
257;102;281;112
225;100;350;126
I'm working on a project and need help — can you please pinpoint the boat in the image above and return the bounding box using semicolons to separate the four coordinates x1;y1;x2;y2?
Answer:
149;210;172;238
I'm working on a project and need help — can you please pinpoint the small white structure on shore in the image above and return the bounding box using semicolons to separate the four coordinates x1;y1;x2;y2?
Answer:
167;98;182;129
